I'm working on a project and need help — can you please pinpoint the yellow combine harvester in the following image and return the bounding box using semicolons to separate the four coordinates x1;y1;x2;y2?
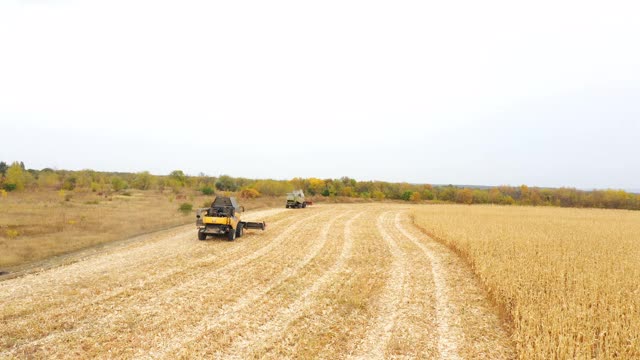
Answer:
195;197;266;241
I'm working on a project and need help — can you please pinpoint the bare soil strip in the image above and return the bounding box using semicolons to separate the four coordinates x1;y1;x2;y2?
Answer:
394;212;462;360
375;210;439;358
348;211;408;359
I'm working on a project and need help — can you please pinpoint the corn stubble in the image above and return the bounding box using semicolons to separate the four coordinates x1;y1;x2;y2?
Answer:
412;205;640;359
1;204;515;359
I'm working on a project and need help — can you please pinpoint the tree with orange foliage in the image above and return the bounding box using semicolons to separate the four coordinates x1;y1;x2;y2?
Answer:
456;188;474;205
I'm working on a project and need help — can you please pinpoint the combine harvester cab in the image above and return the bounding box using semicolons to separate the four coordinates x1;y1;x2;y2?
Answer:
196;196;266;241
286;189;313;208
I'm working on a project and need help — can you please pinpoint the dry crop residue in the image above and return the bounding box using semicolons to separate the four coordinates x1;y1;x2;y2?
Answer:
412;204;640;359
0;204;513;359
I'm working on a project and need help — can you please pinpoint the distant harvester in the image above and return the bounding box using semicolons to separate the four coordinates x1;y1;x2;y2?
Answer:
286;190;312;209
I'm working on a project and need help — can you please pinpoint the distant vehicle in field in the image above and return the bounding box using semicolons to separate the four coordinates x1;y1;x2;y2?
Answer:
286;190;312;208
196;197;266;241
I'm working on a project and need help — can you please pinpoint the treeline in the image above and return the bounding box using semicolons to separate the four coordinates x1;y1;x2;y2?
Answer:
1;161;638;210
289;178;640;210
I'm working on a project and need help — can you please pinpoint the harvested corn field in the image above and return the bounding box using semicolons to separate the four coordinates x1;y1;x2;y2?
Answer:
0;204;513;359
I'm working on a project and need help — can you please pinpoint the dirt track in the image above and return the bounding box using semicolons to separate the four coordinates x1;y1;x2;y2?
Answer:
0;204;514;359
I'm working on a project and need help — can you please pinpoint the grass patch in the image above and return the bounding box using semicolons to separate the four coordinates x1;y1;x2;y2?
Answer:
0;190;283;268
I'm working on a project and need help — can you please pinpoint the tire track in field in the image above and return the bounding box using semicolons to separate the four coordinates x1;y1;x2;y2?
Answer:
0;212;297;347
4;211;324;356
402;211;515;359
149;211;355;358
222;211;364;358
64;212;294;305
247;208;390;359
348;211;408;359
117;211;332;356
395;212;462;360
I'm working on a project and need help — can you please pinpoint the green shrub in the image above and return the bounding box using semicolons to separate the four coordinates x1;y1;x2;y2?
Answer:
61;176;77;191
111;177;128;191
178;203;193;214
90;182;101;192
133;171;154;190
401;191;413;201
201;186;214;195
215;175;237;191
3;183;17;192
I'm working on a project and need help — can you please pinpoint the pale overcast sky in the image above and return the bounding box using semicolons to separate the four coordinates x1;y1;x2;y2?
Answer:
1;0;639;190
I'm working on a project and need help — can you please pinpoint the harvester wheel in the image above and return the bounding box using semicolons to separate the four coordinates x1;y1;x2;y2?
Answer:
302;202;306;208
198;230;206;241
227;228;236;241
236;223;244;238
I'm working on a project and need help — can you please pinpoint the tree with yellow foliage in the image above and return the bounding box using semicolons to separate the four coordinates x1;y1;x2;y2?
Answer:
5;162;33;191
307;178;326;195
